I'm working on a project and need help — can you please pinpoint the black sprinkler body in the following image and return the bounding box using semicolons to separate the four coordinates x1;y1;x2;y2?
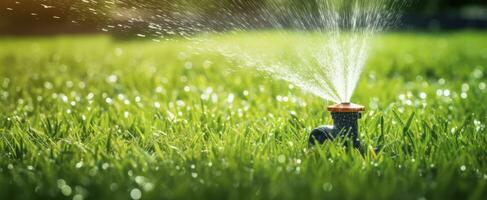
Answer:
309;103;365;150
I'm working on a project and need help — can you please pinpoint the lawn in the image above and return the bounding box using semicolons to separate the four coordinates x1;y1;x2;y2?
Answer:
0;32;486;200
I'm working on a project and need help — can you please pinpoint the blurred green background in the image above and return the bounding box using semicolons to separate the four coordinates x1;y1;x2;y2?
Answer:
1;0;487;36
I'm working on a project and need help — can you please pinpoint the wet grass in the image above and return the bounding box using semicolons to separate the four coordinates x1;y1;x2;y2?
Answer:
0;31;486;200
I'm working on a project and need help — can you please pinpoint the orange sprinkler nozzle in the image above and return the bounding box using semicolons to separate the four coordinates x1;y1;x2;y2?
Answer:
310;102;366;150
327;103;365;113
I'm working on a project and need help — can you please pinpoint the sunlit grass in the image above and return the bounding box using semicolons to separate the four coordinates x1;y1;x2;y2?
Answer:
0;32;486;200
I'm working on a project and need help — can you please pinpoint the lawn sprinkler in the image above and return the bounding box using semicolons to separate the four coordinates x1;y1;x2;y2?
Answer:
309;103;365;150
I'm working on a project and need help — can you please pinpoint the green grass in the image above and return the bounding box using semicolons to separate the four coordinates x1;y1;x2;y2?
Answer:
0;31;486;200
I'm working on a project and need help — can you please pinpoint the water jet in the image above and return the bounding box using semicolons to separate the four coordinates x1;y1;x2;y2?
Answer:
309;103;365;150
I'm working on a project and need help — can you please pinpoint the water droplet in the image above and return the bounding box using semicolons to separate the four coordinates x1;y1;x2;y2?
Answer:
102;163;110;170
473;69;483;79
436;89;443;96
135;176;145;185
462;83;470;92
155;86;164;93
419;92;427;99
143;183;154;192
460;165;466;171
41;4;54;9
191;172;198;178
57;179;66;187
227;94;235;103
61;95;69;103
106;74;118;83
130;188;142;200
278;155;286;163
75;161;83;168
211;93;218;103
73;194;84;200
61;185;72;196
438;78;446;85
479;82;486;90
322;182;333;192
105;98;113;104
167;111;176;121
86;93;94;100
443;89;451;97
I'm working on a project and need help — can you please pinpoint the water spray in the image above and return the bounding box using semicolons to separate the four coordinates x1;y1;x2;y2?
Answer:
309;103;365;150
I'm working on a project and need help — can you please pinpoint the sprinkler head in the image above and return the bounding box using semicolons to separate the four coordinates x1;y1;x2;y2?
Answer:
309;103;365;150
